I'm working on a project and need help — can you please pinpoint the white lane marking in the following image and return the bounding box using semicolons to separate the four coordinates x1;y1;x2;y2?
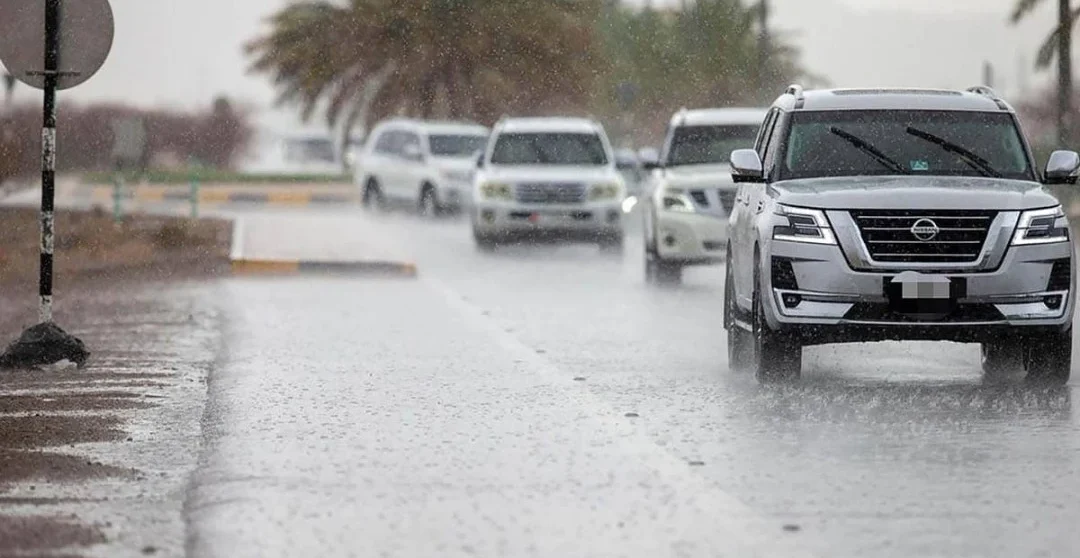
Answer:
425;276;820;558
229;218;246;261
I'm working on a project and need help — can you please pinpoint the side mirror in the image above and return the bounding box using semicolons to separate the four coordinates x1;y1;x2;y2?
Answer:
402;143;423;162
730;149;765;183
475;152;485;169
1044;150;1080;185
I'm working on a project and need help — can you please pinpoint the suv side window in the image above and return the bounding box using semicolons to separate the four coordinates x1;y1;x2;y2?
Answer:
401;132;422;159
759;110;785;178
373;129;398;155
754;109;779;156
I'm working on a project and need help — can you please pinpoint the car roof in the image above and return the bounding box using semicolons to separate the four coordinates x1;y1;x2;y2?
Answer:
672;107;768;127
496;117;603;134
375;118;488;135
775;86;1013;113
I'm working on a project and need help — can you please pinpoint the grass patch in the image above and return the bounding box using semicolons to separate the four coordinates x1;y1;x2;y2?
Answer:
82;168;351;186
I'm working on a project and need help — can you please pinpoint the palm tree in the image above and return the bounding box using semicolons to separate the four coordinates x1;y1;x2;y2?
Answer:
1012;0;1074;145
246;0;606;147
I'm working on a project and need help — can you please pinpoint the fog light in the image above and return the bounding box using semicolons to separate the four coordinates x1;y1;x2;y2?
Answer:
1044;294;1063;309
482;209;495;223
782;293;802;308
663;234;677;247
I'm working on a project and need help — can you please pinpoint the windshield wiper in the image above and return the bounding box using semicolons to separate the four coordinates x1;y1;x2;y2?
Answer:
828;127;909;174
905;127;1002;178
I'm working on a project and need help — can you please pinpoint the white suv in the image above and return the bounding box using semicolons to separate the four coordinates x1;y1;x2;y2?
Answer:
641;108;767;284
471;117;626;252
357;119;489;216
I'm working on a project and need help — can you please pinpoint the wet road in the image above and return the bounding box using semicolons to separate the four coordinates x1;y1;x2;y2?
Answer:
188;207;1080;558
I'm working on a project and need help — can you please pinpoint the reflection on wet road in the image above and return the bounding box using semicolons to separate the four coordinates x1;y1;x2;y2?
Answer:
190;208;1080;558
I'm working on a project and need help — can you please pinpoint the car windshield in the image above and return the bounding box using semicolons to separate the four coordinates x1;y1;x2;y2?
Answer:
490;132;608;166
666;124;761;166
429;134;487;157
780;110;1034;181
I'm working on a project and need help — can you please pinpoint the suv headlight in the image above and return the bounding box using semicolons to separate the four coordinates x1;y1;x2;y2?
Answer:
589;183;621;201
479;182;513;200
1013;206;1069;245
773;204;836;245
661;188;696;213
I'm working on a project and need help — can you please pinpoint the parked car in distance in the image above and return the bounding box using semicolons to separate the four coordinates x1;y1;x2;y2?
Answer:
641;107;768;285
356;119;489;216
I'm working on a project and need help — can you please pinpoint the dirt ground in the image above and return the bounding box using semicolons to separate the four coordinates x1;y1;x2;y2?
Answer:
0;208;231;556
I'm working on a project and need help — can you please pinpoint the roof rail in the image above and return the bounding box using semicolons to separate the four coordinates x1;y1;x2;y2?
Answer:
785;84;804;100
966;85;999;99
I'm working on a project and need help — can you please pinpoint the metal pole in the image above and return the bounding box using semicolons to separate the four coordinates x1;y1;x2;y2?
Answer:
190;175;199;219
757;0;770;96
39;0;60;324
113;173;122;223
1058;0;1073;147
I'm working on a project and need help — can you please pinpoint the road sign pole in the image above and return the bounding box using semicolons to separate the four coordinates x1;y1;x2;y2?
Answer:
0;0;112;370
38;0;60;324
113;172;123;223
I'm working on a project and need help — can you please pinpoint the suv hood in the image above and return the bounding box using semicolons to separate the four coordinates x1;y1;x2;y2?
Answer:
484;165;619;184
661;164;735;187
771;176;1060;211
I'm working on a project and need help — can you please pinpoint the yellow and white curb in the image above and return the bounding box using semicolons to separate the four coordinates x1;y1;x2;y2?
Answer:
227;219;417;278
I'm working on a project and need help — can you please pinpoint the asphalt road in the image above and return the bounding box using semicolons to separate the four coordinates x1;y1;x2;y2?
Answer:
187;206;1080;557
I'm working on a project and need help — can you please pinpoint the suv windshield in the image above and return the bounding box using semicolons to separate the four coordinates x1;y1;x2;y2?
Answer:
429;134;487;157
490;132;608;166
666;125;760;166
780;110;1034;181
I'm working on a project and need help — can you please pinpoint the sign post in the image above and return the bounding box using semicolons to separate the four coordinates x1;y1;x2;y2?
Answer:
0;0;115;370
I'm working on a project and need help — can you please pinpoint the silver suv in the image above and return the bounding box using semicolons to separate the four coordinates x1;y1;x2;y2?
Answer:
725;85;1079;383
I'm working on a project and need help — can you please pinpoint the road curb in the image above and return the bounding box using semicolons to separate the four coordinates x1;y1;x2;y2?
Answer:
91;186;357;206
227;218;417;278
230;259;418;277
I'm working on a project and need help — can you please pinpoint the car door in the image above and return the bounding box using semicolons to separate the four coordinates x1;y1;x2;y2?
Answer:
736;108;781;308
364;127;393;189
398;131;427;203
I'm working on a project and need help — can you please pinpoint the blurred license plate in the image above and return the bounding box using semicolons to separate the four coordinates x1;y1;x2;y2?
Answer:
884;273;966;301
529;212;570;223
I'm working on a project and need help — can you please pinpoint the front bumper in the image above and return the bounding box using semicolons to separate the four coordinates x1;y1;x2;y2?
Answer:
762;239;1074;345
472;200;623;238
655;211;728;264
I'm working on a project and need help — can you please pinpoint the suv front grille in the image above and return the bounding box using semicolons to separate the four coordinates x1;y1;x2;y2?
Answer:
850;210;997;264
515;183;586;204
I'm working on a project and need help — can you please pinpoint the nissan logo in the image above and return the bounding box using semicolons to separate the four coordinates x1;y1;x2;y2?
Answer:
910;218;940;241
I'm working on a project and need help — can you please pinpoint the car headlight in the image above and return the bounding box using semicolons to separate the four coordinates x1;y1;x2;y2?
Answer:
479;182;513;200
442;170;473;183
773;204;836;245
589;183;621;201
1013;206;1069;245
662;188;696;213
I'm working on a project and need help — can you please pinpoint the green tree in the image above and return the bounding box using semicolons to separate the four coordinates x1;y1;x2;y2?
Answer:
1011;0;1075;145
247;0;607;146
594;0;806;145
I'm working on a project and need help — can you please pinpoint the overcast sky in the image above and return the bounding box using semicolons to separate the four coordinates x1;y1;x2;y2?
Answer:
0;0;1067;132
